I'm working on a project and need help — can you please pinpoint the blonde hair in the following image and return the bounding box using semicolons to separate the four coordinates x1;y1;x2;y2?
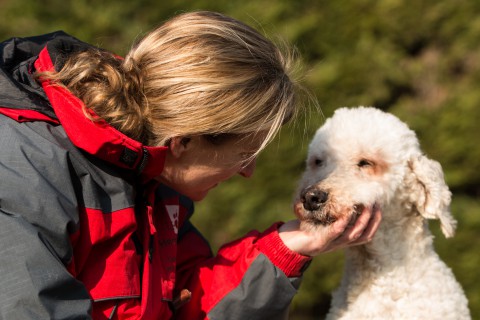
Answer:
42;11;305;151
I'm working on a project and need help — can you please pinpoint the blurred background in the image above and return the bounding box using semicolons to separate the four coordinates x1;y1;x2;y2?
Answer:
1;0;478;318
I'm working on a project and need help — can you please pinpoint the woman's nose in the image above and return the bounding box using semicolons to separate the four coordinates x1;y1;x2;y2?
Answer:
239;158;257;178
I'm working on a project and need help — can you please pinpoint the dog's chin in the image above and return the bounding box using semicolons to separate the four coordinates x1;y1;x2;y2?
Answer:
293;201;337;227
294;201;366;229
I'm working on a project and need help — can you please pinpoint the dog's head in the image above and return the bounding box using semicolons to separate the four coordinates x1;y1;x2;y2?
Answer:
295;107;456;237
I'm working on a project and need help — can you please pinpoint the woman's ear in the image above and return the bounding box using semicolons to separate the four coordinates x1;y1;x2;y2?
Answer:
168;137;191;159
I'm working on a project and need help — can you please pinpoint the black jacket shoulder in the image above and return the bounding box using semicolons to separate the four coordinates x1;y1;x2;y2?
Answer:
0;31;93;118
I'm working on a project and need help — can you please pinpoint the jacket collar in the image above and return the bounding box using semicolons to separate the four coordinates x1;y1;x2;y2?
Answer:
34;45;168;182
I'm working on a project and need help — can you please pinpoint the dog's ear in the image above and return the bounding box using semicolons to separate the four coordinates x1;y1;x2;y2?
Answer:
404;155;457;238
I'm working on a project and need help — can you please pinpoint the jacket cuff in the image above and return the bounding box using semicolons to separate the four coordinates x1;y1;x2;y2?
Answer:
256;222;312;277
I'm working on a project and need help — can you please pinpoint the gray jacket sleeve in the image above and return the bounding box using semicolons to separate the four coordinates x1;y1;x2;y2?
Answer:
207;254;303;320
0;117;92;319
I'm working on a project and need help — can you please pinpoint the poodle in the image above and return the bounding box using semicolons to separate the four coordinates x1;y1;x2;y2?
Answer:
294;107;470;319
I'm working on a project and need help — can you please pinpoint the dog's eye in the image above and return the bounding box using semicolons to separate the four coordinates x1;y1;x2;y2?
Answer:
358;159;374;167
314;158;324;167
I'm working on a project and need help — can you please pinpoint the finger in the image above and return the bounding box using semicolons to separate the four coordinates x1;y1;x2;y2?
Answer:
351;204;382;245
344;205;374;241
319;215;352;252
328;213;352;240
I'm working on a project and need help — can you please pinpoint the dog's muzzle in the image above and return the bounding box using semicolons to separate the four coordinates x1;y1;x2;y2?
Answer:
295;185;337;226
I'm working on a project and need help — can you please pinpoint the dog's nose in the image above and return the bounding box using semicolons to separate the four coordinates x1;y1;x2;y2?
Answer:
301;186;328;211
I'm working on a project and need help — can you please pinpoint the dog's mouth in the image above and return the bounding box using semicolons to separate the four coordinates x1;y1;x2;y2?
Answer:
294;192;365;227
294;198;335;226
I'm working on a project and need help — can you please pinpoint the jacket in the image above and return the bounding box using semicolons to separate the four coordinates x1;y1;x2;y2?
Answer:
0;31;311;320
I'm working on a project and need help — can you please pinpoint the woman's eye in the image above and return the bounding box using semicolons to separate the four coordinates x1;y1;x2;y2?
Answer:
358;159;373;167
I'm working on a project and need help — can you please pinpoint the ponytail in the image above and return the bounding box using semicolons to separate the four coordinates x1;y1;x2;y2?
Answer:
39;48;152;143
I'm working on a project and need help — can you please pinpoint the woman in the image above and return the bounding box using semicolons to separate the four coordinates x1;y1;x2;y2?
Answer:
0;11;381;319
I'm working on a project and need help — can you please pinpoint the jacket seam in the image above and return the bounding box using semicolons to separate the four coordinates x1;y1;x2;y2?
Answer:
93;295;141;302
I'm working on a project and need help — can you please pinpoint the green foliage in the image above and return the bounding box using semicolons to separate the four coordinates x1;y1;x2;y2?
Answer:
432;196;480;318
1;0;479;318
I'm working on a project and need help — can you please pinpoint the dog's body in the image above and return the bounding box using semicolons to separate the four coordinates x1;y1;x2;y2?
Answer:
294;107;470;319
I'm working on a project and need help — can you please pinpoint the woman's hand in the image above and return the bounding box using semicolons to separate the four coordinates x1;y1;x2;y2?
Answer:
278;205;382;257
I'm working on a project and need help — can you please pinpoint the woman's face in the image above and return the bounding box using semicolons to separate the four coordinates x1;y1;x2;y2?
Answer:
157;133;265;201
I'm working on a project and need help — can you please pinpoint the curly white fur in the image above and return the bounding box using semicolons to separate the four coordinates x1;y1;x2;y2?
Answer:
295;107;470;320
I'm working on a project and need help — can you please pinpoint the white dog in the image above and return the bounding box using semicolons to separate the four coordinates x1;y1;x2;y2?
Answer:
294;107;470;319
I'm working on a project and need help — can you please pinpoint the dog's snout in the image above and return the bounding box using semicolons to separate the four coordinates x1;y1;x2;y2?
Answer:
301;186;328;211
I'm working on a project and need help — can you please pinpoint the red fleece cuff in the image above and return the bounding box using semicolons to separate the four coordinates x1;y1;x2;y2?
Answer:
256;222;312;277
